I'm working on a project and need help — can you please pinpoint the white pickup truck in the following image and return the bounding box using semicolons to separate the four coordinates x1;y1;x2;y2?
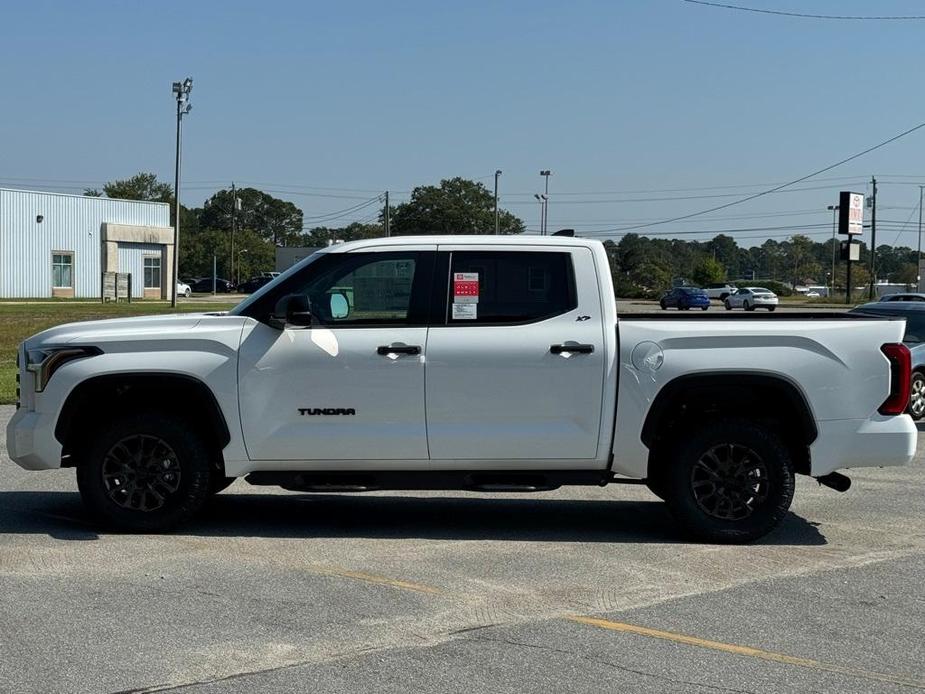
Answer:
7;236;917;542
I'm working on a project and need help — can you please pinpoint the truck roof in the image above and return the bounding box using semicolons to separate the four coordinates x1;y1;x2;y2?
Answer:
319;235;604;253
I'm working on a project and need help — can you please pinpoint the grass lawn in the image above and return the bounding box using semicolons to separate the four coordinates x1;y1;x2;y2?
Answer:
0;301;233;405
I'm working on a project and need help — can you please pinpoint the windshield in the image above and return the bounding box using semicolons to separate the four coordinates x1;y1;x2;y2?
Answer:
230;249;324;316
681;287;706;296
750;287;772;294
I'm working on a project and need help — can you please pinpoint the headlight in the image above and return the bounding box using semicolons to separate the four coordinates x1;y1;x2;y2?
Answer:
25;346;102;392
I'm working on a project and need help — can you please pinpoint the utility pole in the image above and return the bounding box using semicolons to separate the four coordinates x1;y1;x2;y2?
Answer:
540;170;551;235
918;186;924;292
827;204;838;296
494;170;502;234
384;191;390;237
868;176;877;301
230;182;237;285
170;77;193;308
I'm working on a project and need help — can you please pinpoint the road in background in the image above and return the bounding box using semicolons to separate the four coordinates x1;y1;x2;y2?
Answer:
1;407;922;693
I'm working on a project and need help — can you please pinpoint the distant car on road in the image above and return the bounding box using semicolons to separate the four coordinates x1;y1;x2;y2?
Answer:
879;293;925;302
851;301;925;420
190;277;235;293
703;283;737;300
176;281;191;298
237;276;275;294
659;287;710;311
724;287;778;311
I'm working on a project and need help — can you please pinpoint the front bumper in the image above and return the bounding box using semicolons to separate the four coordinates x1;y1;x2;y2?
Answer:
6;407;63;470
810;415;917;476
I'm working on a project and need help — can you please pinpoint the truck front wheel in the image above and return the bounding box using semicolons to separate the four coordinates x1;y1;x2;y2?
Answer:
660;418;795;543
76;412;213;531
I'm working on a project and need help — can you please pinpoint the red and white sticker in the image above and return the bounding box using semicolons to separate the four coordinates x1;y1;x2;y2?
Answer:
453;272;479;304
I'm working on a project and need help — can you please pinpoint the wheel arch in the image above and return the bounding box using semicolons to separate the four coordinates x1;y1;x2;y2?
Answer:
55;373;231;466
641;372;817;476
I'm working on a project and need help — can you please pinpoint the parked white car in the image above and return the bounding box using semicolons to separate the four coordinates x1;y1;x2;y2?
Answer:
725;287;779;311
177;281;192;298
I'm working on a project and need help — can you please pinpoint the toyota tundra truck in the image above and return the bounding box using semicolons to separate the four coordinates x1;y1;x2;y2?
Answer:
6;236;917;542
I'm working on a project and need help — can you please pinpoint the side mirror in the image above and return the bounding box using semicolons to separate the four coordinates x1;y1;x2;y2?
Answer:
269;294;312;329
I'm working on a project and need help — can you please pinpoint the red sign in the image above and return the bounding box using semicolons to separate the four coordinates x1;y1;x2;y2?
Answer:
453;272;479;303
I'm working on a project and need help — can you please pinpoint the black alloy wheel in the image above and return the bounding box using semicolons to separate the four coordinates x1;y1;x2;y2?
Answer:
101;434;182;512
656;417;795;543
77;412;213;531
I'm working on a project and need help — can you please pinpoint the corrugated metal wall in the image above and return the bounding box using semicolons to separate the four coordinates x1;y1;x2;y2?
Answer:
0;189;170;298
117;243;164;298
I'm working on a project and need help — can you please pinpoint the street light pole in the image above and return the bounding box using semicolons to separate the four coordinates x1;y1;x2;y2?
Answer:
918;186;924;292
539;170;551;235
171;77;193;308
494;170;502;234
827;204;838;297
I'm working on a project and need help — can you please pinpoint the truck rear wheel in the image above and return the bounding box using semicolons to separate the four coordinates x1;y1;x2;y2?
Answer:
660;418;795;543
76;412;212;531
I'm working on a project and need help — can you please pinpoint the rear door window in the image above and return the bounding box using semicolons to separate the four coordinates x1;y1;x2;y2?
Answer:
445;251;577;325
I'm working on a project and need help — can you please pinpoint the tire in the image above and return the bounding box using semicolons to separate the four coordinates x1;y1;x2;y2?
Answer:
909;372;925;420
660;300;667;310
701;306;708;311
184;288;191;298
744;301;754;312
658;418;795;543
724;300;732;311
768;306;776;312
76;412;213;531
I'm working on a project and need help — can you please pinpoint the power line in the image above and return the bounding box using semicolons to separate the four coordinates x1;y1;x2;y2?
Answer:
611;119;925;232
502;182;868;206
682;0;925;20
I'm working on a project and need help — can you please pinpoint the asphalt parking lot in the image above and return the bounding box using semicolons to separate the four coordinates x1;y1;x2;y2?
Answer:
1;406;923;693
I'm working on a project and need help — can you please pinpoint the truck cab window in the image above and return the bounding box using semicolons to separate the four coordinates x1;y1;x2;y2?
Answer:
447;251;577;324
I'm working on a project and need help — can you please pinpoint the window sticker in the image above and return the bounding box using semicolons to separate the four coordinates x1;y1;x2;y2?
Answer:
453;272;479;304
452;303;478;320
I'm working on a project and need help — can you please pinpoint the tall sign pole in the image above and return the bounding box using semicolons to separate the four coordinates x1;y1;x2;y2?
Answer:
868;176;877;300
837;191;864;305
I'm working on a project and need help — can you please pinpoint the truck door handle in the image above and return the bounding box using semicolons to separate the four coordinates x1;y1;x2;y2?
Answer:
377;344;421;356
550;343;594;354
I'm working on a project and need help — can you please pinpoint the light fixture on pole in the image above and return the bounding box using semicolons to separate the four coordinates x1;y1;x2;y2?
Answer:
494;170;502;235
170;77;193;308
827;204;839;296
539;170;551;235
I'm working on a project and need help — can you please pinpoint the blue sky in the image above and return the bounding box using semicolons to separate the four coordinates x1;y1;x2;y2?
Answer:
2;1;925;246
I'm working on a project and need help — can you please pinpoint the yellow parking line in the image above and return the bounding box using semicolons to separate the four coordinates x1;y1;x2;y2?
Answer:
315;567;442;595
568;615;925;690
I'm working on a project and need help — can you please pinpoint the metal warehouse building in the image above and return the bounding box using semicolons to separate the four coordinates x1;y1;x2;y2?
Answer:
0;188;175;300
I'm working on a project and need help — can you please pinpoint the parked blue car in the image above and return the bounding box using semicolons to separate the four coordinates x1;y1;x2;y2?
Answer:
851;301;925;420
660;287;710;311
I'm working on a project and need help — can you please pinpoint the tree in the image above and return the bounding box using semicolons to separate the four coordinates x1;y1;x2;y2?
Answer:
390;177;525;235
691;257;726;286
101;172;174;204
301;222;383;247
200;187;304;247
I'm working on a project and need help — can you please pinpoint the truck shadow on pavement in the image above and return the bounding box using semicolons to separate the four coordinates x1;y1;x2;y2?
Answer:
0;491;826;545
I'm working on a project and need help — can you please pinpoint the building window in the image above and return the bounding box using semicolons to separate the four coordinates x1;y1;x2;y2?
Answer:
52;253;74;288
144;256;162;289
